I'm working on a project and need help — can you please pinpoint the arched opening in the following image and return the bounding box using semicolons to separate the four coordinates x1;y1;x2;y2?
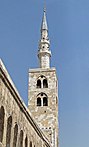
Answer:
37;79;41;88
19;130;23;147
6;116;12;147
0;106;5;143
56;97;58;105
37;93;48;106
43;79;48;88
43;97;48;106
30;141;32;147
37;97;41;106
25;136;28;147
13;124;18;147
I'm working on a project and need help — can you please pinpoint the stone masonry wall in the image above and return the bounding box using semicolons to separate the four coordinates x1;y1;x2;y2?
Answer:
28;68;58;147
0;60;50;147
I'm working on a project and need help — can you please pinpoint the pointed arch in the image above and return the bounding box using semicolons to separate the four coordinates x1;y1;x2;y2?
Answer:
43;97;48;106
25;136;28;147
30;141;32;147
0;106;5;143
13;124;18;147
37;93;48;106
37;75;48;89
37;79;41;88
37;97;41;106
43;79;48;88
6;116;12;147
19;130;23;147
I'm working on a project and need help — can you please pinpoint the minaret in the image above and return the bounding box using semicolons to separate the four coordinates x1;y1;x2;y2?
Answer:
28;5;59;147
38;7;51;69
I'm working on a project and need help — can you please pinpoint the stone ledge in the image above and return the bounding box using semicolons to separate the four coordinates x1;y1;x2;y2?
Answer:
29;67;56;73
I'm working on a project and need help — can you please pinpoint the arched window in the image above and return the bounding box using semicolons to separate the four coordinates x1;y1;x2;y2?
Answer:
37;75;48;89
43;79;48;88
30;141;32;147
37;93;48;107
19;130;23;147
25;136;28;147
13;124;18;147
37;80;41;88
43;97;48;106
6;116;12;147
0;106;5;143
37;97;41;106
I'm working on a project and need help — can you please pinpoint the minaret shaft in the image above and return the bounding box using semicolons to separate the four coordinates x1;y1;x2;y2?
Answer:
38;7;51;69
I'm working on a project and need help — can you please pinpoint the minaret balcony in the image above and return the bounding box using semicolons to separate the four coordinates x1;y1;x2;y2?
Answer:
40;39;50;45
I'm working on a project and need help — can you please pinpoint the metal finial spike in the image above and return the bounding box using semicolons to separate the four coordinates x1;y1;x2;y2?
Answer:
41;0;48;31
44;0;46;12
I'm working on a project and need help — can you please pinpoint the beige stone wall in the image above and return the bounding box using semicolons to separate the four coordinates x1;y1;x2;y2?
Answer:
28;68;58;147
0;60;51;147
39;54;50;69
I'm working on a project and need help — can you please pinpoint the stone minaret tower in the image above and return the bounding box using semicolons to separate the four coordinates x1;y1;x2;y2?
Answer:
38;7;51;69
28;6;59;147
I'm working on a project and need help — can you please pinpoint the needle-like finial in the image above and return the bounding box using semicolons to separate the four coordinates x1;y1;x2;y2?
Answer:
41;0;48;31
44;0;46;12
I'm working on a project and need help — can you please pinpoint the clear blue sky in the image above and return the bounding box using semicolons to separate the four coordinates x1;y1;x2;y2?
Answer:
0;0;89;147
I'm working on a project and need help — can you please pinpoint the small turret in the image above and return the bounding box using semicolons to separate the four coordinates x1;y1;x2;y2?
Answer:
38;6;51;69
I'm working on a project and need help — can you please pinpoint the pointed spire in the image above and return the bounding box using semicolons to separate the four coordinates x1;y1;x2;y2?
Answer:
41;2;48;31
